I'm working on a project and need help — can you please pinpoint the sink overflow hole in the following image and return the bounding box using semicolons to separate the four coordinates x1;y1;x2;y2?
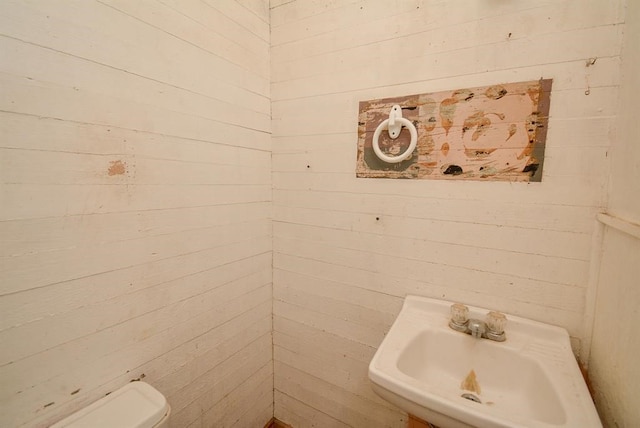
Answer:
461;393;482;403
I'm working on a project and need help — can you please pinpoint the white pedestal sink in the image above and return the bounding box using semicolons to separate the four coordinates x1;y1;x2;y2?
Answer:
368;296;602;428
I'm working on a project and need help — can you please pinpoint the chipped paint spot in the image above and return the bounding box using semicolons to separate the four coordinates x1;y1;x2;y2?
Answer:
527;84;541;104
439;97;458;135
130;373;146;382
464;147;497;158
523;163;539;176
506;123;517;141
443;165;463;175
485;85;508;100
108;160;126;176
463;111;491;141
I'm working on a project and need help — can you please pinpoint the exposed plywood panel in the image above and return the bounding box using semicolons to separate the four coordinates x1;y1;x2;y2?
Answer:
356;80;552;181
0;1;272;427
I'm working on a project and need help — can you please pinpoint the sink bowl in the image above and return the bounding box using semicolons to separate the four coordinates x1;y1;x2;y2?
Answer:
368;296;602;428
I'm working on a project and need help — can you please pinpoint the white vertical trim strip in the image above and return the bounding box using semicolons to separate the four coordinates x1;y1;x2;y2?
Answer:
581;219;605;366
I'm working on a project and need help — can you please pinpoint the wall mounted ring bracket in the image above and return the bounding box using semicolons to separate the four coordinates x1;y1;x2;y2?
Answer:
372;104;418;164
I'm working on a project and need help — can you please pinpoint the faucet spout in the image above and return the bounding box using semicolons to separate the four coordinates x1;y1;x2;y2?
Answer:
467;319;486;340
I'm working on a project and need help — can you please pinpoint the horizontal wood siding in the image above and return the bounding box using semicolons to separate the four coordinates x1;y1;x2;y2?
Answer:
0;1;272;427
271;0;623;426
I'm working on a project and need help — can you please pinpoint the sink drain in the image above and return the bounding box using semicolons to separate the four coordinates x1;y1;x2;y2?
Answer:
461;393;482;403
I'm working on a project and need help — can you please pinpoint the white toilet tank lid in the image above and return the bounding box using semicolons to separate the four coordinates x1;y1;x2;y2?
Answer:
50;381;169;428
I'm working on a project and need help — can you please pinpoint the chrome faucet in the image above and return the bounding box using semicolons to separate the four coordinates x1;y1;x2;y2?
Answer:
449;303;507;342
467;318;486;339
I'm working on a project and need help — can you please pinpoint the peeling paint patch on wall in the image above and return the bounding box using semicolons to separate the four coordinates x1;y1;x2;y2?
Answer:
356;79;552;182
107;159;127;176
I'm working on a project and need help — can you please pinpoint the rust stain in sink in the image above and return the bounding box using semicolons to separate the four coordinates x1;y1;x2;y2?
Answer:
461;369;481;395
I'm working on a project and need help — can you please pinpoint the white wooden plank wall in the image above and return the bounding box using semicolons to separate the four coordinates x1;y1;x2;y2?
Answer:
270;1;624;426
0;1;272;427
589;1;640;426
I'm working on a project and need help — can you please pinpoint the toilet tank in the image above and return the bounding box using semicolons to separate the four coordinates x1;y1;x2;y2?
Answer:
50;381;170;428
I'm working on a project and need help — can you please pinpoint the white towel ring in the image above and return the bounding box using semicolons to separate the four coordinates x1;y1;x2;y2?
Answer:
372;105;417;164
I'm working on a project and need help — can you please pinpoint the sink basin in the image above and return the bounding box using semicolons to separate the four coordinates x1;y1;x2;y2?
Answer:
368;296;602;428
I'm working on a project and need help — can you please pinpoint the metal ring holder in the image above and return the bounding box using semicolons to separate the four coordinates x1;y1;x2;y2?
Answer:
372;104;418;164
